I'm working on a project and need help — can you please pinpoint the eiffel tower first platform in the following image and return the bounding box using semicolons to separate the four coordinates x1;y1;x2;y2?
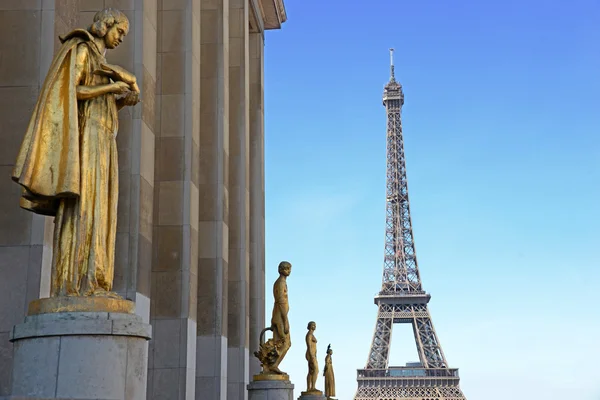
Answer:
354;50;467;400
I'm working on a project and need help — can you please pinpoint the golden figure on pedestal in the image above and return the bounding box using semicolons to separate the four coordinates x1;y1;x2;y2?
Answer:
11;8;139;299
254;261;292;380
323;344;336;399
302;321;323;396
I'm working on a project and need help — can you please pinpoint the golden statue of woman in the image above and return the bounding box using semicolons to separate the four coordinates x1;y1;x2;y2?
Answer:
304;321;321;394
11;8;139;297
323;344;336;399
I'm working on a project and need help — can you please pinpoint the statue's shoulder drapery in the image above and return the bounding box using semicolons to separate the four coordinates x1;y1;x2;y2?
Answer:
11;29;96;216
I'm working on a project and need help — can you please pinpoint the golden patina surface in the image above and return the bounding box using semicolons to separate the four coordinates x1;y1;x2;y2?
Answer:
11;8;140;299
324;344;336;399
253;261;292;376
28;296;135;316
252;373;290;382
304;321;320;393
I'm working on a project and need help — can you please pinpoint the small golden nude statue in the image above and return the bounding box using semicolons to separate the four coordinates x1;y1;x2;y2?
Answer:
12;8;139;298
302;321;323;396
254;261;292;379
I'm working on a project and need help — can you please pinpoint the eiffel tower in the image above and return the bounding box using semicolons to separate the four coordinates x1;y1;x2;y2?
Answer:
354;49;467;400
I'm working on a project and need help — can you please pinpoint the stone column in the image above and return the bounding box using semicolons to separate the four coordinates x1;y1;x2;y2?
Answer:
78;0;159;326
67;0;158;323
227;0;251;398
248;31;265;378
149;0;200;399
0;2;55;394
196;0;230;398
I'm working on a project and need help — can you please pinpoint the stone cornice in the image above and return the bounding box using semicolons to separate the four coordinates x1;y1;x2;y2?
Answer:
259;0;287;30
249;0;265;33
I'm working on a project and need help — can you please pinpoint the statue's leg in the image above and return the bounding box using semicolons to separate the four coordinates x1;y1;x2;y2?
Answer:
79;121;120;297
97;136;119;294
78;123;101;296
51;198;80;296
272;315;284;340
312;362;318;389
273;335;291;371
310;361;317;390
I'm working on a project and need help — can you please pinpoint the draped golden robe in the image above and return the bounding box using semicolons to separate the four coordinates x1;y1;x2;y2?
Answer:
12;29;119;297
324;353;335;398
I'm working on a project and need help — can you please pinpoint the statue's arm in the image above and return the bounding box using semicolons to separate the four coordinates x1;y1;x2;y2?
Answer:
74;45;128;100
283;313;289;334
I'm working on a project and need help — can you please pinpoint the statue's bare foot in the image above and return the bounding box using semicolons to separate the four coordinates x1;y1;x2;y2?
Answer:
271;366;284;374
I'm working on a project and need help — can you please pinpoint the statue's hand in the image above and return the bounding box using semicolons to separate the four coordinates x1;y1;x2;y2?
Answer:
111;81;131;95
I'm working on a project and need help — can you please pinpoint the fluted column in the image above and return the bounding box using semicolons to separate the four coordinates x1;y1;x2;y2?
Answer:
248;31;265;378
197;0;230;398
149;0;200;399
227;0;251;397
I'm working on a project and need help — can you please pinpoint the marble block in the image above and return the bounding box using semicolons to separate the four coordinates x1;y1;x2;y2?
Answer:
247;379;295;400
6;310;152;400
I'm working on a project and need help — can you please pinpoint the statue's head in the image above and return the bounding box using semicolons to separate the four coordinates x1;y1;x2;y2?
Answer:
327;344;332;355
278;261;292;277
89;8;130;49
307;321;316;331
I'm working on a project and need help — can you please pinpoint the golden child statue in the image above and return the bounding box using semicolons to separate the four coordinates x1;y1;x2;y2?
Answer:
11;8;139;298
323;344;336;399
254;261;292;378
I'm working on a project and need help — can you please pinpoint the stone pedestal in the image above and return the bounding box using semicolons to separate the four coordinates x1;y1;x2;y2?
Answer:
247;379;295;400
4;297;151;400
298;390;326;400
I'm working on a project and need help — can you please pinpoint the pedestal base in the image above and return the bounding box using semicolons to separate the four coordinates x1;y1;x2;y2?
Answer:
298;390;326;400
5;300;151;400
248;379;295;400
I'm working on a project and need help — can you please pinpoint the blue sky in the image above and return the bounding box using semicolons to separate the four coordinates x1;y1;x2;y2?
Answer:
262;1;600;399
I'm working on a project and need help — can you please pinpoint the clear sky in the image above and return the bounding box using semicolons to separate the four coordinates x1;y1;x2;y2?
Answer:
262;1;600;399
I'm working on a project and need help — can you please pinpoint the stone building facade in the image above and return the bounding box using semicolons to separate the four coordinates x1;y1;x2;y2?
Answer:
0;0;286;399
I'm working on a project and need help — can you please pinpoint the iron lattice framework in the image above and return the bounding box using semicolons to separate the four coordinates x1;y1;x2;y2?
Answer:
354;49;467;400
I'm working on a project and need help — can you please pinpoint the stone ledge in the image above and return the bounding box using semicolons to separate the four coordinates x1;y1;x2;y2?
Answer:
11;312;151;341
248;379;295;390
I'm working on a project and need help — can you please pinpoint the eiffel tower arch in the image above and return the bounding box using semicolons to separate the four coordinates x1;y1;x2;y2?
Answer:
354;49;467;400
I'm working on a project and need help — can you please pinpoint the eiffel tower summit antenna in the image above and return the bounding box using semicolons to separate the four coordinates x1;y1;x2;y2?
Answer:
389;47;395;81
353;50;468;400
